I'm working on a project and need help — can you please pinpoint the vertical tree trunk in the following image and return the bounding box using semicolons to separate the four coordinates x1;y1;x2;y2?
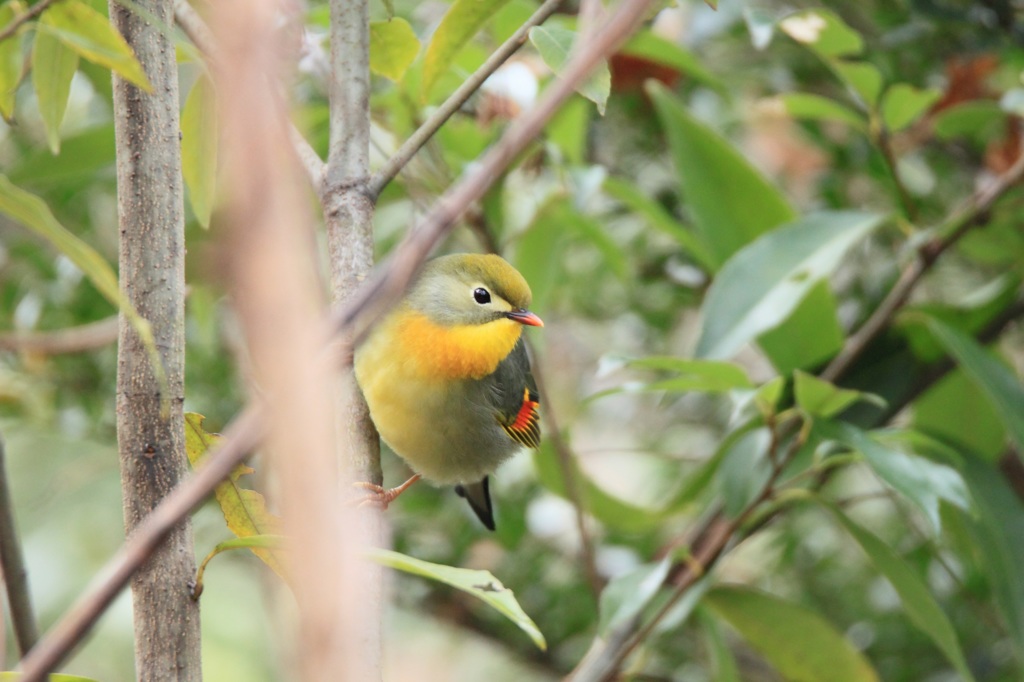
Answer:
109;0;202;676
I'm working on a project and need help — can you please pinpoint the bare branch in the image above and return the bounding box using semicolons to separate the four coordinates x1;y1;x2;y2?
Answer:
173;0;327;191
367;0;566;198
0;316;118;354
0;0;61;45
0;435;39;656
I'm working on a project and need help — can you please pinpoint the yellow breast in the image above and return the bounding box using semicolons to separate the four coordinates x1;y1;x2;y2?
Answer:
392;310;523;381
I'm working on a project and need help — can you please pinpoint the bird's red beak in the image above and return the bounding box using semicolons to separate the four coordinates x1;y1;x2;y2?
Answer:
505;309;544;327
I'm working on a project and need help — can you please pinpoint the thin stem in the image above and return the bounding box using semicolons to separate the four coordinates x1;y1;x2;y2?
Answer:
367;0;566;198
0;436;39;656
0;0;61;44
172;0;327;191
874;125;917;222
0;316;118;354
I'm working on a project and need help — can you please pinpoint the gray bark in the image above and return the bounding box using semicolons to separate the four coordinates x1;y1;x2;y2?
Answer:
109;0;202;676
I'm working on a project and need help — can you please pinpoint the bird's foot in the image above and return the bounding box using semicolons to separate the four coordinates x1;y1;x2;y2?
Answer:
351;473;422;509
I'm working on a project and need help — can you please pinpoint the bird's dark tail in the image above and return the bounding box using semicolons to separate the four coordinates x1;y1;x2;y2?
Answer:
455;477;495;531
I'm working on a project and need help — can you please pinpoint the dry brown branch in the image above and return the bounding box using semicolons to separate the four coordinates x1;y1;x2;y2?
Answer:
0;435;39;656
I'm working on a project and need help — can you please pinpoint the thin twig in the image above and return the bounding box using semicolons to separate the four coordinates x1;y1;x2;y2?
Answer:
0;316;118;354
821;141;1024;383
17;2;654;677
172;0;327;191
0;0;61;44
0;435;39;656
367;0;566;198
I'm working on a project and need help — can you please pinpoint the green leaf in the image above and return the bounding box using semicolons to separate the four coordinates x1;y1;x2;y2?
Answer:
598;558;671;636
421;0;511;100
718;427;770;517
0;1;25;121
926;317;1024;455
822;502;975;681
368;548;546;651
881;83;942;132
602;176;716;271
0;175;167;408
568;207;628;280
960;457;1024;660
649;82;797;267
913;369;1007;461
594;357;753;399
10;125;115;185
369;18;420;82
932;101;1004;141
779;9;863;58
705;585;879;681
696;211;886;360
529;25;610;114
181;75;217;228
37;0;151;91
663;421;761;514
831;61;883;107
836;423;971;532
618;31;721;91
192;534;285;599
777;92;867;130
32;27;79;154
794;370;885;418
756;280;845;374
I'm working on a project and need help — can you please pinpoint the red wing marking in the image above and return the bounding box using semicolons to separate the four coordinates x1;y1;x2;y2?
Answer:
502;388;541;448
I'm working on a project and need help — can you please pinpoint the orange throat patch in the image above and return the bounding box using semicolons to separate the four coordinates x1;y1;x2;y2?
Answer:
396;311;524;380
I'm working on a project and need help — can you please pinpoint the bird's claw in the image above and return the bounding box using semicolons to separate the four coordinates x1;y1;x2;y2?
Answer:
349;474;422;510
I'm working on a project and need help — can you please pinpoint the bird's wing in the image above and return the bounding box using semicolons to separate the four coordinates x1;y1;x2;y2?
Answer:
490;339;541;449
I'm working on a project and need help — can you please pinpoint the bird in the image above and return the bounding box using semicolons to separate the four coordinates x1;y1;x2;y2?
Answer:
353;253;543;530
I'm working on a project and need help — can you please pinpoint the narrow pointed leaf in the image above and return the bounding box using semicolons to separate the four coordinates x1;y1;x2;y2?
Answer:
696;211;885;359
777;92;867;130
926;317;1024;455
193;535;285;599
836;423;971;531
32;28;79;154
370;18;420;82
823;502;975;681
794;370;885;418
181;75;217;228
882;83;942;132
598;558;671;636
368;548;546;650
619;31;721;91
38;0;151;90
649;82;796;267
705;585;879;681
421;0;511;99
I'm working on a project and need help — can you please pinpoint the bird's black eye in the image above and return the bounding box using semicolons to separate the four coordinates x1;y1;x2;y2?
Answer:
473;287;491;304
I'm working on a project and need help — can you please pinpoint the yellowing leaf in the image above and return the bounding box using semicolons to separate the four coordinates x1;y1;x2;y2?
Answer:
181;75;217;228
32;27;79;153
369;18;420;82
421;0;511;100
0;1;26;121
38;0;151;91
185;413;286;580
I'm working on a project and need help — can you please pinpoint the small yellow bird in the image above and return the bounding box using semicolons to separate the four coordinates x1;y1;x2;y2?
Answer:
353;253;543;530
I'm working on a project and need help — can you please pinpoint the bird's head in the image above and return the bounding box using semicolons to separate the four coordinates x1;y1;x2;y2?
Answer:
407;254;544;328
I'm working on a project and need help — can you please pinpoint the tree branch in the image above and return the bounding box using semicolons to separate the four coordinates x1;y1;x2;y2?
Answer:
0;435;39;656
821;140;1024;383
173;0;327;191
17;1;655;675
367;0;566;198
0;316;118;354
0;0;61;45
